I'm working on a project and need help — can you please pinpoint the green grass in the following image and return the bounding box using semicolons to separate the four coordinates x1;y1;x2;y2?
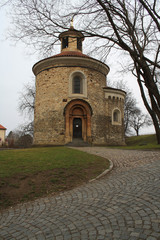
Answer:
0;147;110;209
126;134;157;145
109;134;160;150
0;147;108;178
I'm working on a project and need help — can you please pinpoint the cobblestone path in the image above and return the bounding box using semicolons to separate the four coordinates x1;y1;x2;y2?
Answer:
0;148;160;240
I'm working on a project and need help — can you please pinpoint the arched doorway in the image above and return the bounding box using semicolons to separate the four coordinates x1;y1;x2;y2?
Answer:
64;99;92;143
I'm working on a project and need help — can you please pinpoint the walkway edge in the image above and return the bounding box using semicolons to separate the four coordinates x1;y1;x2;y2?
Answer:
89;159;114;182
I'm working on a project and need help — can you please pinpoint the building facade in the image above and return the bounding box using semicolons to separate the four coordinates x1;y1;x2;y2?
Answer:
33;25;126;146
0;124;6;146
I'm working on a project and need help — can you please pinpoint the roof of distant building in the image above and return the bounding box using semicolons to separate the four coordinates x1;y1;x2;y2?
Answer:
0;124;7;130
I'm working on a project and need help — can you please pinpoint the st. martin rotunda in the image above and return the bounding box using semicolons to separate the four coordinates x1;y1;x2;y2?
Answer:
33;23;126;146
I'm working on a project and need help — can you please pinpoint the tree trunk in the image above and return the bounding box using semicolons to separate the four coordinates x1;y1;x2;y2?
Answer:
134;62;160;144
138;84;160;144
151;114;160;144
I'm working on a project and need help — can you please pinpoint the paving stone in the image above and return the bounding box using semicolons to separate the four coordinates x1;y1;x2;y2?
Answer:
146;237;157;240
130;232;140;237
0;148;160;239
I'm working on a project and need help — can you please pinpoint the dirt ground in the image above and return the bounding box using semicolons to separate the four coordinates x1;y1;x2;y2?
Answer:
0;159;109;210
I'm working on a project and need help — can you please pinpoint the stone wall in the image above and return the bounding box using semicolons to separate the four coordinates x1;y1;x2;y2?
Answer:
104;97;125;145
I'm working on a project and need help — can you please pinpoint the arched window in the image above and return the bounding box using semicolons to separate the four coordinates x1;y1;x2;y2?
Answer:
113;111;118;122
73;76;82;94
77;38;82;51
112;109;121;125
69;71;87;97
62;37;68;49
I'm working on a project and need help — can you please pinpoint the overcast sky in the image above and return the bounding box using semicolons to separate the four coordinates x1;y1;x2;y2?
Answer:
0;5;155;136
0;6;36;134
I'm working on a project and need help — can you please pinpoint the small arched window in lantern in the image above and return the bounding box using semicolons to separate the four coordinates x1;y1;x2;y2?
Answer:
77;38;82;51
62;37;68;49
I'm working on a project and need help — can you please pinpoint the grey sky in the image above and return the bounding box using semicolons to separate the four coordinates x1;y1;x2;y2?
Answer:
0;7;36;134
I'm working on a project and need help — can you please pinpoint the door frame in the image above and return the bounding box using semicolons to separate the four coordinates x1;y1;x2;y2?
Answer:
64;99;92;143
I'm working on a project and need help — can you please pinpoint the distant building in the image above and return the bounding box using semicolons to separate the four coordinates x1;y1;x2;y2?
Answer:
33;24;126;146
0;124;7;146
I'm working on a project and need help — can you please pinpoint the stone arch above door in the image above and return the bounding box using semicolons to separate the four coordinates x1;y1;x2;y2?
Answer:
64;99;92;143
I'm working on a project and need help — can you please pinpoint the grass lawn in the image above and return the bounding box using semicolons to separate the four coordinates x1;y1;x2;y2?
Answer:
0;147;110;210
125;134;160;150
107;134;160;150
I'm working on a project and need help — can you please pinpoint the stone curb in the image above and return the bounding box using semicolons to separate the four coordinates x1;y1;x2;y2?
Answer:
89;159;114;182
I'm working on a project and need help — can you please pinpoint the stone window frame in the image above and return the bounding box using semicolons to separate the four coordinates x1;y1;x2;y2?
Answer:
112;108;122;125
69;71;87;98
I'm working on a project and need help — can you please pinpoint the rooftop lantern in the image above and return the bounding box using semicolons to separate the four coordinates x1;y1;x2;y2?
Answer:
59;18;84;52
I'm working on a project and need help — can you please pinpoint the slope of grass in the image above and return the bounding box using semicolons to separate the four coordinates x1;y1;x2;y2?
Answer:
119;134;160;150
125;134;160;150
126;134;157;146
105;134;159;150
0;147;110;209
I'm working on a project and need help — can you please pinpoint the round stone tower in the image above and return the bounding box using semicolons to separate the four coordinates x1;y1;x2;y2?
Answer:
33;24;126;146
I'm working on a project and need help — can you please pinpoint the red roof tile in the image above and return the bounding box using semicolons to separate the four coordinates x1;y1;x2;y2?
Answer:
0;124;6;130
53;51;91;59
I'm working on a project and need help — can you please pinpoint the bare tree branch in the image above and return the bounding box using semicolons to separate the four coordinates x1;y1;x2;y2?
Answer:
138;0;160;31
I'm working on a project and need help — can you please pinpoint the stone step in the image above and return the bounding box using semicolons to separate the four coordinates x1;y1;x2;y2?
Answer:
66;138;91;147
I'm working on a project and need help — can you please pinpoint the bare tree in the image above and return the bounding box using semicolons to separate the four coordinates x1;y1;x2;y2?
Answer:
129;108;153;136
8;0;160;143
7;129;33;147
9;0;71;56
20;122;34;137
19;82;35;118
138;0;160;31
124;91;137;135
18;82;35;136
0;0;12;8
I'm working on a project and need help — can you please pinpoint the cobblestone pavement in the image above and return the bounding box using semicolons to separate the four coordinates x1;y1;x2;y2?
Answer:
0;148;160;240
